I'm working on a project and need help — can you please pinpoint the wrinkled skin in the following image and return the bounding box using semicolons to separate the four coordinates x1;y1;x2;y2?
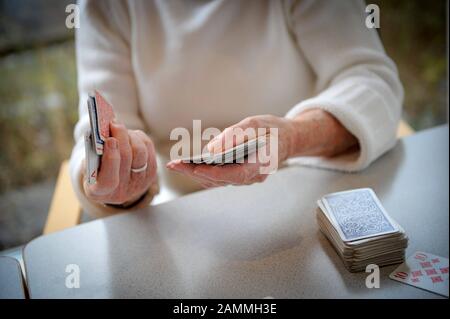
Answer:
167;109;358;188
83;122;158;205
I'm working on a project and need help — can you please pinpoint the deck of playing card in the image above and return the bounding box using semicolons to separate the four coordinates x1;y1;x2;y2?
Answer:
84;91;116;184
390;251;449;297
317;188;408;272
87;90;115;155
84;131;100;184
182;135;267;165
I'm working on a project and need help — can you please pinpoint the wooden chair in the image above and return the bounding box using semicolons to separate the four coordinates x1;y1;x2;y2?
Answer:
397;120;414;137
43;161;82;234
43;120;415;235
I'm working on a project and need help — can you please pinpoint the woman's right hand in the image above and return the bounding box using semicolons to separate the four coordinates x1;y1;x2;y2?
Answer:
83;122;158;206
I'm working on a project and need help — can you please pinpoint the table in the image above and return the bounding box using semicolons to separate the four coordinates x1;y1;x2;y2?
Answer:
0;256;27;299
23;125;449;298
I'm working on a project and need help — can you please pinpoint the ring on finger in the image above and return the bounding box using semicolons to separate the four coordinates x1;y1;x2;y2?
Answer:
131;162;148;173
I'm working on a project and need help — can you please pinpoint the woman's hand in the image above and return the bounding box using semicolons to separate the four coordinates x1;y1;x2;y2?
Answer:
83;122;158;206
166;109;357;188
166;114;297;187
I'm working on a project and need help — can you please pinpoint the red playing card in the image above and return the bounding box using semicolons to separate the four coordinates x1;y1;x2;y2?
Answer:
431;276;443;283
412;270;423;277
425;268;438;276
393;271;408;280
390;251;449;297
414;253;428;261
94;90;115;140
420;261;432;268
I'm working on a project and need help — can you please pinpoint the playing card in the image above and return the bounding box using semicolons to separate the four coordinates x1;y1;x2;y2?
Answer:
94;90;115;139
390;251;449;297
84;131;100;184
322;188;398;242
183;136;266;165
84;90;116;184
87;91;115;155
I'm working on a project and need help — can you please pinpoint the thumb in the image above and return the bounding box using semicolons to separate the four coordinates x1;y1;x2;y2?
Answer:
207;125;256;154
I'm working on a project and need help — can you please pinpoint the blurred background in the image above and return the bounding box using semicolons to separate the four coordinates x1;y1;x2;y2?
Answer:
0;0;448;250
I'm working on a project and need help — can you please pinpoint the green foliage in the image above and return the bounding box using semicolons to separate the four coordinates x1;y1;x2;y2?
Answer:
373;0;447;129
0;42;78;193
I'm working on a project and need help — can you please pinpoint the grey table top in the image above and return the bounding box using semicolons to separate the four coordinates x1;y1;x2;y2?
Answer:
24;125;449;298
0;256;27;299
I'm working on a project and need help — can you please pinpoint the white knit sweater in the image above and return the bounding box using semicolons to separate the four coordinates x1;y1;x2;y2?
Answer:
70;0;403;216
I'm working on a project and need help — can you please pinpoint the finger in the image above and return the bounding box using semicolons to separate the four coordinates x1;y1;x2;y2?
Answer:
167;160;244;184
129;130;148;179
134;130;158;179
110;122;132;177
193;164;247;184
193;162;262;185
166;160;197;175
133;129;152;144
167;161;227;186
255;174;268;183
191;171;226;188
85;137;121;199
198;180;219;189
207;117;263;154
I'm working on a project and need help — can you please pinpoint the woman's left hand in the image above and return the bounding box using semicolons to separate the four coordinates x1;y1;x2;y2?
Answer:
166;114;297;188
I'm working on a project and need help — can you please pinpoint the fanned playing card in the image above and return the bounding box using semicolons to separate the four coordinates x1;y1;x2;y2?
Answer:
94;90;115;140
85;90;116;184
182;136;266;165
389;251;449;297
87;91;115;155
84;131;100;184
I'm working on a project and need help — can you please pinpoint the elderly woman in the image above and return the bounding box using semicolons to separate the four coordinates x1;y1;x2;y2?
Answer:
70;0;403;216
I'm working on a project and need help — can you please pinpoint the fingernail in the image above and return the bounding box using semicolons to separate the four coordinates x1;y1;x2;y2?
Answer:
168;165;180;172
110;120;122;128
166;161;179;169
107;138;118;149
208;138;222;154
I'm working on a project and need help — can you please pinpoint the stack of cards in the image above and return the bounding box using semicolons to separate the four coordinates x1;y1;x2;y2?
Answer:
182;136;267;165
317;188;408;272
84;91;116;184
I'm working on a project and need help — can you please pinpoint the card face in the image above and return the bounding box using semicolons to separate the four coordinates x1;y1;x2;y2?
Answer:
84;131;100;184
390;251;449;297
322;188;398;242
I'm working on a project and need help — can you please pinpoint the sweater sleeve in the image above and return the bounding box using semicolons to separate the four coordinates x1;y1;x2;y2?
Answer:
70;0;148;217
284;0;404;172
